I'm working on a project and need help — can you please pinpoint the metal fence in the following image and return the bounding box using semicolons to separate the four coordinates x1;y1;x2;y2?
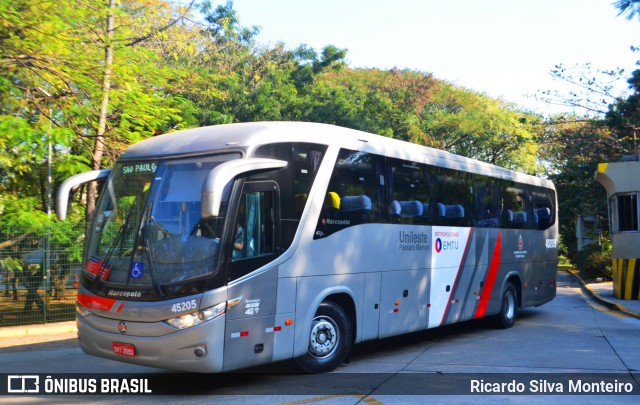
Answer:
1;226;84;327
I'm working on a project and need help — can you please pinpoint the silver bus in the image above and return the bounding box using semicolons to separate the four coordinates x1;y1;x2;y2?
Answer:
57;122;558;373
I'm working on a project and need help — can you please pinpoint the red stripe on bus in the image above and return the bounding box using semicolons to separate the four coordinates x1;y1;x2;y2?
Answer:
440;228;474;326
77;293;116;312
475;232;502;319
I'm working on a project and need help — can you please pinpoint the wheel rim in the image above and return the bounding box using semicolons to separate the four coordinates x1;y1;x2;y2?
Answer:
308;316;339;358
504;290;515;321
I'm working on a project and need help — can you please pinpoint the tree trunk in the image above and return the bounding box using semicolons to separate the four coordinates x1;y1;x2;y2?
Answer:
86;0;115;223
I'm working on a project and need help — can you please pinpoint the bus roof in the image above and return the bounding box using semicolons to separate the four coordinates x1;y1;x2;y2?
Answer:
119;122;554;189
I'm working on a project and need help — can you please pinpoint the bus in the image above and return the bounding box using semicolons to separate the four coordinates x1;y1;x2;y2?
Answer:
56;122;558;373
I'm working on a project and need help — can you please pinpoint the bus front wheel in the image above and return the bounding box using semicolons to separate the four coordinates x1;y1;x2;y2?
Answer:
295;301;352;373
494;282;518;329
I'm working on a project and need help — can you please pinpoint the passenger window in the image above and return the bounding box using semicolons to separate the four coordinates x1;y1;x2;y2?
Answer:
499;183;530;229
531;189;556;230
474;179;501;228
388;159;433;224
315;149;385;239
435;168;473;227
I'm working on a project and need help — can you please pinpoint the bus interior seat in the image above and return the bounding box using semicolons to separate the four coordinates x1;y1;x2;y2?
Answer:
436;203;465;219
391;200;423;219
421;203;432;222
340;195;372;223
507;210;528;227
535;207;551;228
390;200;401;218
325;191;340;218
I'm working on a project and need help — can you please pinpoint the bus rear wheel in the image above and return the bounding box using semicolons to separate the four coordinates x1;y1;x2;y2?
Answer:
295;301;352;373
494;282;518;329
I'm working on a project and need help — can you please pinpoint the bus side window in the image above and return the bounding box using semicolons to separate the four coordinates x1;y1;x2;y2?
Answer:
530;188;555;230
499;183;530;229
474;180;501;228
388;159;432;224
314;149;385;239
435;168;472;227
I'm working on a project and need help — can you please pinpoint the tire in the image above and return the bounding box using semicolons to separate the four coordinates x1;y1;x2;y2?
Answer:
294;301;353;373
494;282;518;329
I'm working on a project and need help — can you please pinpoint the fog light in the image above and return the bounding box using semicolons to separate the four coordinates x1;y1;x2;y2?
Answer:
194;347;207;358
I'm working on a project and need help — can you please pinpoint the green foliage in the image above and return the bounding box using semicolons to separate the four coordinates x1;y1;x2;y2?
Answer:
540;120;621;259
574;242;612;282
424;82;543;173
605;68;640;153
0;0;563;236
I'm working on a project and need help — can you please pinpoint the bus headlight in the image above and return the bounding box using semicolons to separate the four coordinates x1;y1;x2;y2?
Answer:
76;301;91;318
165;302;226;330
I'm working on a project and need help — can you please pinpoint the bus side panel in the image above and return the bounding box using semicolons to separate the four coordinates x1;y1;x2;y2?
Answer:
223;315;276;371
378;269;429;338
222;267;277;371
273;277;297;361
294;274;364;358
428;227;473;328
440;228;496;326
478;227;558;318
361;272;381;341
534;227;558;306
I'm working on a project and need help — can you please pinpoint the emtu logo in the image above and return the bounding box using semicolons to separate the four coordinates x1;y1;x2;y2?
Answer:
435;238;442;253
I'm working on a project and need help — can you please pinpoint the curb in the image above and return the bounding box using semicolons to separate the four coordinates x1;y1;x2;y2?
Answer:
564;269;640;320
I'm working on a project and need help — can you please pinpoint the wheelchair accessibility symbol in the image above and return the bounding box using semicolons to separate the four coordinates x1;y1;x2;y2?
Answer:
131;262;144;279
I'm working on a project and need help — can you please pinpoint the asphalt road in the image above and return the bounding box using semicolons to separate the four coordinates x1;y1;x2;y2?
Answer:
1;271;639;404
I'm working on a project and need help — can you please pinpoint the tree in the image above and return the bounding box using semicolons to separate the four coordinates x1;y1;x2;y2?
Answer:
536;63;629;117
606;69;640;154
85;0;197;221
614;0;640;20
538;119;624;260
423;82;543;173
0;0;198;225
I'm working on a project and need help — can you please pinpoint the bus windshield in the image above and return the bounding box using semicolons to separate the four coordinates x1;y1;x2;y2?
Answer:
85;155;237;296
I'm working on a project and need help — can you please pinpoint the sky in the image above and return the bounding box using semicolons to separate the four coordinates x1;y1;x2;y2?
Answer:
232;0;640;115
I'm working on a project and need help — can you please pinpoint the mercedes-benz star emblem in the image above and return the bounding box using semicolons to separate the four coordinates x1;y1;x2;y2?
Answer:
118;321;127;334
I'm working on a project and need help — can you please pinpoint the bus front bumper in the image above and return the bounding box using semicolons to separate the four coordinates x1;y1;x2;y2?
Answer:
77;314;226;373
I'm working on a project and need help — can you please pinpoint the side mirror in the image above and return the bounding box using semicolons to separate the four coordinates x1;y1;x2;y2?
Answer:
201;158;287;218
56;169;111;221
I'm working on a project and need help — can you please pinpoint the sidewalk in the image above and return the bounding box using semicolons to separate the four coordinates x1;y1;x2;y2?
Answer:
0;320;77;349
568;271;640;320
0;271;638;350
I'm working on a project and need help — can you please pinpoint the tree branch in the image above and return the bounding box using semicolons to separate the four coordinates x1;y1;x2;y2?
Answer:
124;0;196;47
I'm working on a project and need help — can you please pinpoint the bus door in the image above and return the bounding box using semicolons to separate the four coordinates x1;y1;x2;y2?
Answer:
223;180;281;371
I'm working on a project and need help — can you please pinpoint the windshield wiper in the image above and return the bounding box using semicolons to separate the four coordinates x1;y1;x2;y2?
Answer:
143;237;165;297
95;201;137;284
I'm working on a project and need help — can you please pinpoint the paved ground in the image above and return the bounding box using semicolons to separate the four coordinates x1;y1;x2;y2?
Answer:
0;270;638;353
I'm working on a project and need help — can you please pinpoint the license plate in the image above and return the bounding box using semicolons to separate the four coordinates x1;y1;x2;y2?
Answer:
112;342;136;357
